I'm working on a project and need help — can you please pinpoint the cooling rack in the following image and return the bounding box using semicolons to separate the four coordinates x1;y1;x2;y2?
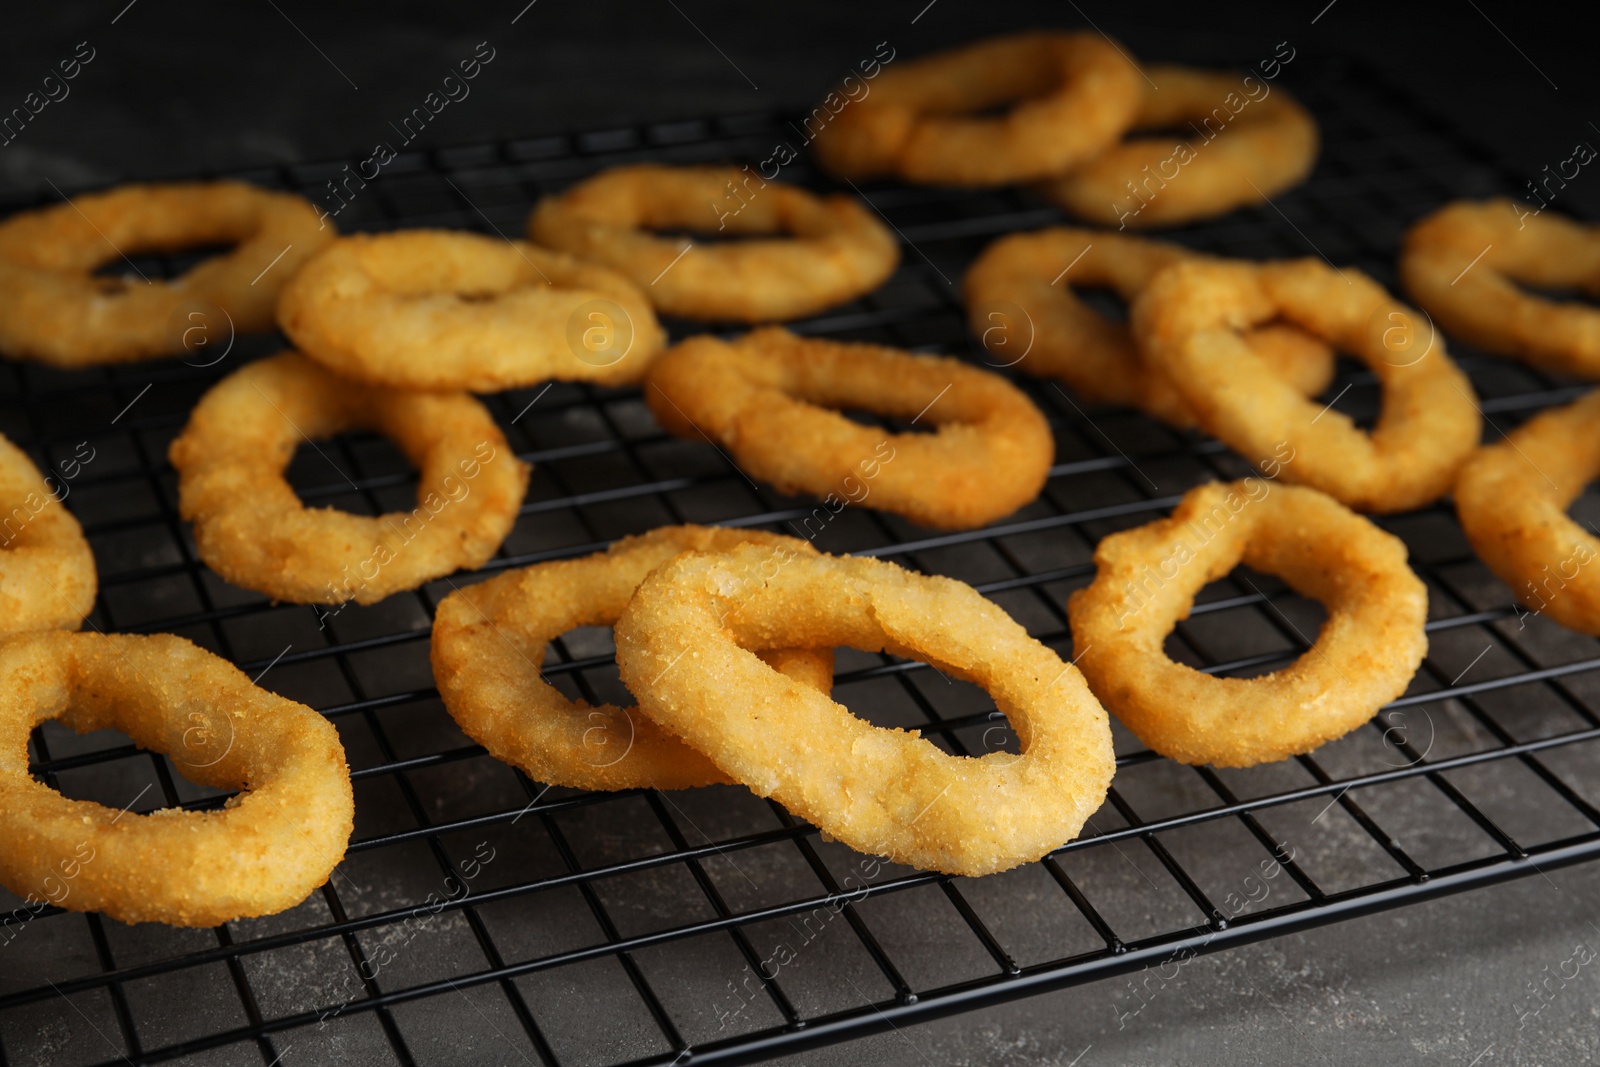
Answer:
4;54;1600;1067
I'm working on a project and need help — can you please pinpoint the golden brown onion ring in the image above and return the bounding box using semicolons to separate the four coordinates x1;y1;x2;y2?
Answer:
644;327;1053;530
169;352;529;605
1132;258;1479;513
1068;480;1427;766
811;31;1141;187
0;631;353;927
1400;199;1600;378
528;164;898;322
0;181;332;367
615;543;1114;876
278;229;665;391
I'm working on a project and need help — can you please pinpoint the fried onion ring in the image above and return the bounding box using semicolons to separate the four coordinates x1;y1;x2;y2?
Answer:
278;230;666;391
0;181;332;367
962;227;1335;427
644;327;1053;530
1455;389;1600;634
1068;480;1427;766
811;31;1141;187
431;525;834;791
1132;258;1480;513
0;631;353;927
1036;65;1319;229
0;434;96;634
615;544;1114;875
169;352;529;605
1400;199;1600;378
527;164;898;322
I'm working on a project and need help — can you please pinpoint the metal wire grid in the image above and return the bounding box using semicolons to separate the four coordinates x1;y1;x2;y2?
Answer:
3;55;1600;1067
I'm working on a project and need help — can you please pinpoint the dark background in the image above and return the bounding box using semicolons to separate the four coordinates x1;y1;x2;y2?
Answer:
2;0;1597;220
6;4;1600;1066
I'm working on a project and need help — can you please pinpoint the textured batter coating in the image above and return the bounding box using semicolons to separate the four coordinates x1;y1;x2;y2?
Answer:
1068;480;1428;766
527;165;898;322
0;631;353;927
278;230;665;391
615;545;1115;876
0;181;332;367
0;434;96;633
1037;65;1319;229
811;31;1141;187
432;525;834;791
644;327;1053;530
962;227;1335;427
1400;200;1600;378
1455;389;1600;634
169;352;529;605
1132;258;1480;513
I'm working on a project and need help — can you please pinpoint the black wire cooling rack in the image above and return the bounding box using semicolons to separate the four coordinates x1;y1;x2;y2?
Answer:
4;54;1600;1067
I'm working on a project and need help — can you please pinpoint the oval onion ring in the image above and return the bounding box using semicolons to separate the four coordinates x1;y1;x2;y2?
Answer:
527;164;898;323
1400;199;1600;378
0;631;353;927
962;227;1335;427
1455;389;1600;634
1068;480;1427;767
615;544;1115;875
278;230;666;391
811;31;1141;187
169;352;529;605
644;327;1053;530
0;434;96;634
1037;65;1319;229
432;525;834;791
1132;258;1480;513
0;181;332;367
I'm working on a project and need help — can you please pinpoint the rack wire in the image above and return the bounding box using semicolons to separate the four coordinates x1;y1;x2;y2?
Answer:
4;54;1600;1067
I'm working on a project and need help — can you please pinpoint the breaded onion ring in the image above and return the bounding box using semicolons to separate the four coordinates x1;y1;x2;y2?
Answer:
1132;259;1480;513
1037;65;1319;229
278;230;666;391
169;352;529;605
0;631;353;927
527;164;898;323
431;525;834;791
811;32;1141;187
0;181;332;367
1455;389;1600;634
1400;200;1600;378
0;434;96;634
962;227;1335;427
1068;480;1427;767
615;544;1114;875
644;327;1053;530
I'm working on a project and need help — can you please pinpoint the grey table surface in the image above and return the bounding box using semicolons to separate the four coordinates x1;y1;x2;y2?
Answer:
5;3;1600;1065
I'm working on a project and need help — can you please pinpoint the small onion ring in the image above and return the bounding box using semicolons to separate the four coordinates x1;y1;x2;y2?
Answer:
644;327;1054;530
0;631;353;927
527;164;899;322
169;352;529;605
0;434;96;634
1455;389;1600;634
811;31;1141;187
962;227;1335;427
615;544;1115;876
1400;199;1600;378
0;181;332;367
431;525;834;791
1037;65;1319;229
278;230;666;391
1131;258;1480;513
1068;480;1428;767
